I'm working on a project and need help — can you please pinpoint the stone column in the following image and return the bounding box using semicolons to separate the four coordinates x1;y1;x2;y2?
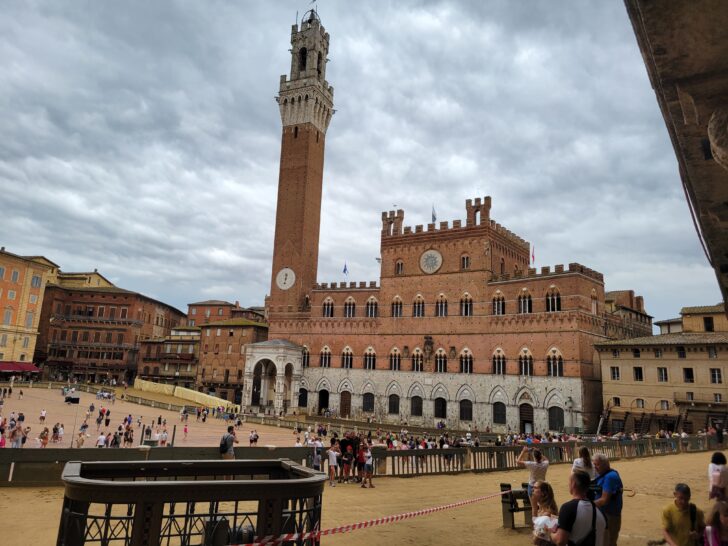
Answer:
242;372;254;411
274;369;285;415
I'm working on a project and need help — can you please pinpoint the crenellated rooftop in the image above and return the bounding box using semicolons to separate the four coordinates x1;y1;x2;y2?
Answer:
313;281;380;291
380;196;529;251
490;262;604;283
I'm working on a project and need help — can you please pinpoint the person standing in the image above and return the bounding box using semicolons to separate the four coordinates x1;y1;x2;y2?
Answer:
518;446;550;517
96;432;107;448
572;446;596;480
593;453;623;546
662;483;705;546
709;452;728;501
220;425;238;460
550;471;606;546
361;442;375;489
327;441;340;487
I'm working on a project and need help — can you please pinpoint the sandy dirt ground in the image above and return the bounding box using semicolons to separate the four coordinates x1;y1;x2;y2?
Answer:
0;451;718;545
0;386;298;448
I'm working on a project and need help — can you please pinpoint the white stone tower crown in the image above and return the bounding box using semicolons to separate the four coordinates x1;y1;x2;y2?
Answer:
277;9;334;134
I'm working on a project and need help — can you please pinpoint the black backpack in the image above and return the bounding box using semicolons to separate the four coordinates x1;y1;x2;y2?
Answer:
219;434;229;454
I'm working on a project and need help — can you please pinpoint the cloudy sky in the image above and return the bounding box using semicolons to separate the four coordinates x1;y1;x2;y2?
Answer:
0;1;721;321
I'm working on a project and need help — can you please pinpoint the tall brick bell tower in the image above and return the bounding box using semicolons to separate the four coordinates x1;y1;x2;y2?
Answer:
269;10;334;323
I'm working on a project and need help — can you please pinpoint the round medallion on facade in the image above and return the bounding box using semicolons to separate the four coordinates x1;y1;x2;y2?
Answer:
276;268;296;290
419;249;443;274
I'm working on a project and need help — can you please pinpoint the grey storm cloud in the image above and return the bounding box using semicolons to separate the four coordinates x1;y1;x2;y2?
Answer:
0;1;720;321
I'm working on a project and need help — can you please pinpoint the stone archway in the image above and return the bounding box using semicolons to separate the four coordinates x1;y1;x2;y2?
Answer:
319;389;330;413
519;403;534;434
251;359;277;407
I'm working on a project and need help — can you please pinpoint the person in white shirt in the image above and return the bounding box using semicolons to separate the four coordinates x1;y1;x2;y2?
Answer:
96;433;106;448
518;446;550;517
572;446;596;480
327;442;341;486
709;451;728;500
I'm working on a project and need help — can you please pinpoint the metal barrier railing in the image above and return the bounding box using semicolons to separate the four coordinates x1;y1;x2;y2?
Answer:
57;459;325;546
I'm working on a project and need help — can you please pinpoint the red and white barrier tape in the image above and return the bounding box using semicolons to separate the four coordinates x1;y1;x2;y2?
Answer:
237;488;509;545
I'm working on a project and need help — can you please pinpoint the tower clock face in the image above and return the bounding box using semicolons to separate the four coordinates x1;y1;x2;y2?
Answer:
419;249;443;274
276;268;296;290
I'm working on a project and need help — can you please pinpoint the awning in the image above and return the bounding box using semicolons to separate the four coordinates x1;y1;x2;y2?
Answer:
0;362;41;372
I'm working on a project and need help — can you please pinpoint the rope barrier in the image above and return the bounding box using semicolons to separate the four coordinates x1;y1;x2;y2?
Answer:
237;489;510;545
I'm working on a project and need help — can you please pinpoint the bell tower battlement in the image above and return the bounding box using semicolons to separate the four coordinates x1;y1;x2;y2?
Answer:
276;10;335;134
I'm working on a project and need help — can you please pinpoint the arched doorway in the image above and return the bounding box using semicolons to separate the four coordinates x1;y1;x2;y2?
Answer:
434;397;447;419
548;406;564;431
519;403;534;434
340;391;352;418
298;388;308;408
318;389;329;413
251;359;276;407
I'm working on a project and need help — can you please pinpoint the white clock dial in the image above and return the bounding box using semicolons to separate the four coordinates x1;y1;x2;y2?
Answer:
419;249;443;274
276;268;296;290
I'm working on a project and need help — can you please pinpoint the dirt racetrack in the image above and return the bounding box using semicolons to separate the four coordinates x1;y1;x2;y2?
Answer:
0;451;718;545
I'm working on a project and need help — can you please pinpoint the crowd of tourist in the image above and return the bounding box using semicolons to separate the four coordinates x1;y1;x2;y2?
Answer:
521;442;728;546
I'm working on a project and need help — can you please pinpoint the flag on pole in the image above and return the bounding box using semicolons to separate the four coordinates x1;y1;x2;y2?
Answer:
343;262;348;276
431;204;437;223
531;245;535;265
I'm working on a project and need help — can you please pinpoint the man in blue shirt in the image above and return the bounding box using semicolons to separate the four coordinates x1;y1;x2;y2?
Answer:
593;453;623;546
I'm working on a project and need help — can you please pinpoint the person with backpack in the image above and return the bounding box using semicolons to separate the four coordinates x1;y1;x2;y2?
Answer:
550;471;606;546
593;453;624;546
220;426;238;460
662;483;705;546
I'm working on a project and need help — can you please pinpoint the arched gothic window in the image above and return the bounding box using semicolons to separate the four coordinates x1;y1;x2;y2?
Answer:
343;298;356;318
461;254;470;270
341;347;353;369
413;296;425;318
547;353;564;377
435;350;448;373
298;47;307;71
518;293;533;314
362;392;375;412
492;293;506;315
492;352;506;375
546;289;561;312
411;350;423;372
363;348;377;370
460;294;473;317
518;352;533;376
395;260;404;275
319;347;331;368
459;351;473;374
435;295;448;317
322;298;334;318
302;347;310;368
391;297;403;318
366;298;379;318
389;349;401;371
